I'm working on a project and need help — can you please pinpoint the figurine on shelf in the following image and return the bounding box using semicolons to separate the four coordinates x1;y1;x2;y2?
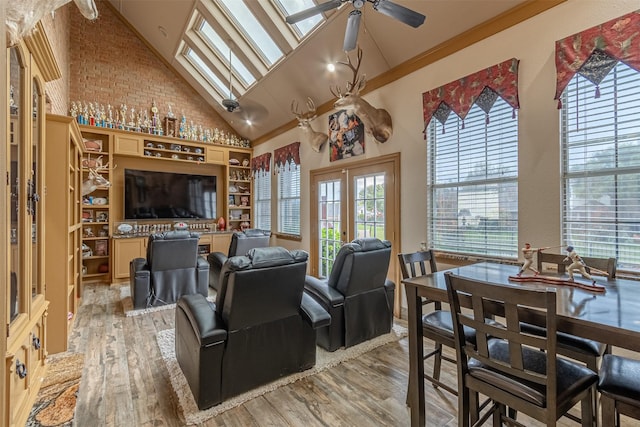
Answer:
167;103;175;119
564;246;596;285
517;242;540;276
106;104;114;128
70;101;78;121
119;104;127;129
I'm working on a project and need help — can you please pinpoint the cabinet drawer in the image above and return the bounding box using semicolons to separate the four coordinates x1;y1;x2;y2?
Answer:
29;316;46;378
7;336;31;426
114;135;143;156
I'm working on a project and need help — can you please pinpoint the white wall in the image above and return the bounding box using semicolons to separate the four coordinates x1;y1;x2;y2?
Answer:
255;0;639;263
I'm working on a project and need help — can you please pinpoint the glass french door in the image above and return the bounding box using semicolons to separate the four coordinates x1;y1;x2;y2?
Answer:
310;154;399;282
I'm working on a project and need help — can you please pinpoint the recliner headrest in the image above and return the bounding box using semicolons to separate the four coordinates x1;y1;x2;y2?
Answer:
237;228;271;239
227;247;308;270
351;238;391;252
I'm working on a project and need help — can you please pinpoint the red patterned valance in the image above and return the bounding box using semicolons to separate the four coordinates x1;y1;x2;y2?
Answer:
555;10;640;105
251;152;271;176
274;141;300;173
422;58;520;129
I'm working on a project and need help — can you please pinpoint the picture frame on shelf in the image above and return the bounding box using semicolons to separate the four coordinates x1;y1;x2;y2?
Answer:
228;195;235;206
96;211;108;222
95;239;108;257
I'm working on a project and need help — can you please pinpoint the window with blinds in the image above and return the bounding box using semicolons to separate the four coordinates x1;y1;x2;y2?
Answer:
561;62;640;272
253;171;271;230
278;162;301;235
427;98;518;257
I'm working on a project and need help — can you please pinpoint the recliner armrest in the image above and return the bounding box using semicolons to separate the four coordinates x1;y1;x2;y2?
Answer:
300;293;331;329
384;278;395;292
131;257;148;274
304;275;344;307
207;251;228;269
177;294;227;347
197;256;209;271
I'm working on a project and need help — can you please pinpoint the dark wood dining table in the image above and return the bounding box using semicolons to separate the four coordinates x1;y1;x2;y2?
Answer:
403;261;640;427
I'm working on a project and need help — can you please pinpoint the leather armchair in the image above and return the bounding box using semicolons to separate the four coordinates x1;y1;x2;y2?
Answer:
304;238;395;352
129;230;208;309
207;228;271;291
175;246;330;410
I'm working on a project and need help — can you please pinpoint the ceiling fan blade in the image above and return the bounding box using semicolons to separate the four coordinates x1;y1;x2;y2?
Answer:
285;0;343;24
343;10;361;51
373;0;426;28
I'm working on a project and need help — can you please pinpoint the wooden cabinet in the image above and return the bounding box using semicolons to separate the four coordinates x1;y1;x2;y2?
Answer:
112;238;146;279
44;114;83;353
227;149;253;231
4;33;55;427
80;131;113;285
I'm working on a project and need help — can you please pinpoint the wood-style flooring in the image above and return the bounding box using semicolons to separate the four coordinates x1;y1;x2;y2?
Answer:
65;283;625;426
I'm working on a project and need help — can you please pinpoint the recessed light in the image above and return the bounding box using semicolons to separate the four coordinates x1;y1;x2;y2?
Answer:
158;26;168;38
245;119;252;126
327;63;336;72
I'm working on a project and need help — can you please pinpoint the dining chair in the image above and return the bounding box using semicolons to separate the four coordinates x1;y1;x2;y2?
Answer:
531;252;615;421
445;271;598;427
598;354;640;426
398;250;457;398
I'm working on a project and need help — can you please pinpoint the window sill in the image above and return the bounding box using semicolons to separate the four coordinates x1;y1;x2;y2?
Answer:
274;232;302;242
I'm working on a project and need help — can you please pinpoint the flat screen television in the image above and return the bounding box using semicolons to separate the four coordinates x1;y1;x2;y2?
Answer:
124;169;217;220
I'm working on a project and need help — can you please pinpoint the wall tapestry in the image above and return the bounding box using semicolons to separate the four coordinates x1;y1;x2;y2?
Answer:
328;110;365;162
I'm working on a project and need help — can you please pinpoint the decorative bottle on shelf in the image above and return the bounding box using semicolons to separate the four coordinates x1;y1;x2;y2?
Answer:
217;216;226;232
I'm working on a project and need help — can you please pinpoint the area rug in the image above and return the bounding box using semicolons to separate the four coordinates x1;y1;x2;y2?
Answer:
120;285;214;317
26;352;84;427
157;324;408;425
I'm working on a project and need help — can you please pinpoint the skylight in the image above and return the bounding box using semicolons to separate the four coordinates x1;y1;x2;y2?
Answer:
199;21;256;87
185;48;228;98
273;0;323;37
217;0;284;67
178;0;329;111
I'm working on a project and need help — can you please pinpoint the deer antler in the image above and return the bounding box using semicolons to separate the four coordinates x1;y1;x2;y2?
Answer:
291;97;318;122
337;47;364;94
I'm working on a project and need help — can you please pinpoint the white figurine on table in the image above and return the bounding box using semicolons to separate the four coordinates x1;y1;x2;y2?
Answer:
517;242;540;276
564;246;596;285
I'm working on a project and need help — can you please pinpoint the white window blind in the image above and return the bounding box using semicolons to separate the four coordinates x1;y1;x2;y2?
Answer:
561;62;640;272
253;171;271;230
428;98;518;257
278;162;300;235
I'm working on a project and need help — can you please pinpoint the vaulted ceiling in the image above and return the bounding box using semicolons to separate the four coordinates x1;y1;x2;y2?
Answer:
106;0;548;143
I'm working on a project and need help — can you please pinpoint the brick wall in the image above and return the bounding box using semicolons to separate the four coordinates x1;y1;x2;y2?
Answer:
66;0;235;137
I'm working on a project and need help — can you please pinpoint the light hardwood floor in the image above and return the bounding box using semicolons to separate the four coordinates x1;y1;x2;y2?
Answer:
66;283;624;426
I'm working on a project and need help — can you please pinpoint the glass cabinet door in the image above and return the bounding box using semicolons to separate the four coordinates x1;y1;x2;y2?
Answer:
31;78;43;298
9;46;25;323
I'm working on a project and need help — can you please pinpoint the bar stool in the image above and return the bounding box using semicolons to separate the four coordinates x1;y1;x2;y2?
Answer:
598;354;640;426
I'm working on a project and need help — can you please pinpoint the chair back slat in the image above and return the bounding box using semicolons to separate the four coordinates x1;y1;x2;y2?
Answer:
398;250;437;279
445;272;558;400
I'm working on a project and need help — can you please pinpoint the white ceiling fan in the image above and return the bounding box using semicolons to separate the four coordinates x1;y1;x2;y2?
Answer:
285;0;426;51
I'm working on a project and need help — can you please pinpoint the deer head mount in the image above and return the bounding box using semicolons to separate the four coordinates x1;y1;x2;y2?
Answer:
330;47;393;143
82;156;114;196
291;97;328;153
6;0;98;46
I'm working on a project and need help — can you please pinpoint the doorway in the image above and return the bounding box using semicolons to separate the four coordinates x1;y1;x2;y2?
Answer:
310;153;401;315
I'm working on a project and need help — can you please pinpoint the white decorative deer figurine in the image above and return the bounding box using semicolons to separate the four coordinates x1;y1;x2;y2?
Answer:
82;159;113;196
6;0;98;46
331;47;393;143
291;97;328;153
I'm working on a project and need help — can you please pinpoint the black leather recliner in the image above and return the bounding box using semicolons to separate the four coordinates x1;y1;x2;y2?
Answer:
175;246;331;410
304;238;395;352
129;230;208;309
207;228;271;291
